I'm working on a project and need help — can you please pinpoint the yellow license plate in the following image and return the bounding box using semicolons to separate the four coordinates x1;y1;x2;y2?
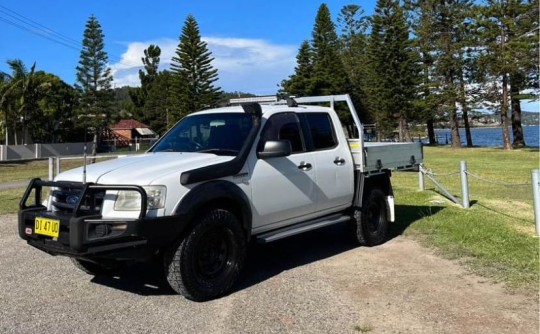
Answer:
35;217;60;238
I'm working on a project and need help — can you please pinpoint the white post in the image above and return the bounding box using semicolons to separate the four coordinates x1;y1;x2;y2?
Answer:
55;157;60;177
532;170;540;236
419;164;425;191
460;161;470;209
48;157;54;181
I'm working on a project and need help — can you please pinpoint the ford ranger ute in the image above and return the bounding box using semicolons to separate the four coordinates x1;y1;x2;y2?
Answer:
19;94;422;301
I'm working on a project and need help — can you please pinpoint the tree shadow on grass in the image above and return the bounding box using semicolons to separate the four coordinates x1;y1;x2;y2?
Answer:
89;204;446;298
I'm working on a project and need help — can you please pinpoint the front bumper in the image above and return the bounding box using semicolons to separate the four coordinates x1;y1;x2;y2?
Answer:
18;179;185;261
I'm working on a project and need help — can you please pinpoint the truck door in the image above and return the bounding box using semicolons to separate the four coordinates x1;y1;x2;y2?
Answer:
249;112;318;229
301;112;354;214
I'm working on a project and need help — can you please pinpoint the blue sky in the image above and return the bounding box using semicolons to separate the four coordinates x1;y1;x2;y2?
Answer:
0;0;376;95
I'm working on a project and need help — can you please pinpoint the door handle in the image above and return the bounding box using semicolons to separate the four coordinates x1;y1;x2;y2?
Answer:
298;162;312;171
333;158;346;166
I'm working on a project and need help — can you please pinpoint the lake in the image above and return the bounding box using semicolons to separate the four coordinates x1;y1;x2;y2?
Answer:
433;125;539;148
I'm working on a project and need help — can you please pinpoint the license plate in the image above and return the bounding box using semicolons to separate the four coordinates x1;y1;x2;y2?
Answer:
34;217;60;238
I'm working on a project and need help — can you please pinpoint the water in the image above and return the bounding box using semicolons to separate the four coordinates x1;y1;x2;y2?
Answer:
433;125;539;148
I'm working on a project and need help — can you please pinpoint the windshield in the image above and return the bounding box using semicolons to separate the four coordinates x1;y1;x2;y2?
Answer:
150;113;253;155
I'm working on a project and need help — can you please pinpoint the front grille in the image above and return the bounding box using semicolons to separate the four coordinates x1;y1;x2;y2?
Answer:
50;184;104;215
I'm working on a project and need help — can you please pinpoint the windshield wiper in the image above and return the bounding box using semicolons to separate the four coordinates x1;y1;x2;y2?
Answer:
197;148;239;156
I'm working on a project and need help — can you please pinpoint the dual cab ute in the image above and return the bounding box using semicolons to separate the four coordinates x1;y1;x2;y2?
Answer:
19;94;422;301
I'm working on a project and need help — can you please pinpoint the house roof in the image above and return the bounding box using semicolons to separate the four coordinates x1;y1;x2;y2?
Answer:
111;119;150;130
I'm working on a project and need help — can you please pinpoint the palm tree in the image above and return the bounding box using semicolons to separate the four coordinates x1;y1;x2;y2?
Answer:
0;60;38;144
0;68;16;145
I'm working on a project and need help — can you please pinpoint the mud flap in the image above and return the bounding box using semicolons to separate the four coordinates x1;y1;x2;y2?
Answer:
386;195;395;223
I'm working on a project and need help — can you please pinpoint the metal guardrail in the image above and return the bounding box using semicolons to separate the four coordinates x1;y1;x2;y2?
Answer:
418;162;539;236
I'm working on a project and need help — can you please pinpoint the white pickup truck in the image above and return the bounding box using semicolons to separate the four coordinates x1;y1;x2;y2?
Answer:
19;94;422;301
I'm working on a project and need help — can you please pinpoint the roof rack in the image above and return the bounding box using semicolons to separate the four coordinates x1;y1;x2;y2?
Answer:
229;95;278;105
229;94;363;137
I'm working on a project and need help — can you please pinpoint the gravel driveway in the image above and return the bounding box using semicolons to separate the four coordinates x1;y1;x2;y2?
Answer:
0;214;537;334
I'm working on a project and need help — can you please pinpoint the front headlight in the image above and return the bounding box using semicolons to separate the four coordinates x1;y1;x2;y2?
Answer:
114;185;167;211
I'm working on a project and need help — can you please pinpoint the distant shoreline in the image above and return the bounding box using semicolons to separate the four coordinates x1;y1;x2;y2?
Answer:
435;124;539;130
429;125;539;148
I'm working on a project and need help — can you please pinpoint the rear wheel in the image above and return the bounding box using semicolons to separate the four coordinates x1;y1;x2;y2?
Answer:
71;258;123;276
164;208;246;301
350;188;389;246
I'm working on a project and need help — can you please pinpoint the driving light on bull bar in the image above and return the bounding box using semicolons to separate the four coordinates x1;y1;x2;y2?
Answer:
144;185;167;209
114;185;167;211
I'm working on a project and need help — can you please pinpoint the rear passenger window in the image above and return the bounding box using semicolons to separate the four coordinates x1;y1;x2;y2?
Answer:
305;113;336;150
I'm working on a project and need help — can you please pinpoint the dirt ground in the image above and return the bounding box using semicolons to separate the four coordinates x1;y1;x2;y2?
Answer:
1;214;538;333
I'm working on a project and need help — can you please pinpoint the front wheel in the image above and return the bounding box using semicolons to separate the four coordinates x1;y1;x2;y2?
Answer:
349;188;389;246
164;208;246;301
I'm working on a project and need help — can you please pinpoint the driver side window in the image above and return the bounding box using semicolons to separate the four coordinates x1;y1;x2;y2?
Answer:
259;113;305;154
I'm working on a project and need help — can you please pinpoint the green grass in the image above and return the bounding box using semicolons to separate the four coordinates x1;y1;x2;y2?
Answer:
1;147;538;292
0;160;50;183
393;146;539;293
0;156;119;214
0;188;24;214
0;158;98;183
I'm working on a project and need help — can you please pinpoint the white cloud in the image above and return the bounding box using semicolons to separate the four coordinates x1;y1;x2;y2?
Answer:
111;37;297;95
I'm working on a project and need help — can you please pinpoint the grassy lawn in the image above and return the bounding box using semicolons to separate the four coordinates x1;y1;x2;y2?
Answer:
0;158;103;183
393;146;539;292
0;156;120;214
1;147;538;292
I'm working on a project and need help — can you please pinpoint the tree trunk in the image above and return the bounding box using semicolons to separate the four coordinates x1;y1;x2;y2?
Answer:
420;36;436;146
501;74;512;150
441;6;460;149
398;115;411;142
427;118;436;145
13;124;18;145
91;130;98;164
450;103;461;148
461;106;473;147
3;110;8;145
447;76;461;148
459;65;473;147
510;75;525;148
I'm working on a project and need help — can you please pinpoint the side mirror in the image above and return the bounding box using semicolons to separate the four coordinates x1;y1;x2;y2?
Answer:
258;140;292;159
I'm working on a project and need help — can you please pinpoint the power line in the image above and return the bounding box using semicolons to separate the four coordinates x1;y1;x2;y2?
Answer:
0;5;123;62
0;16;80;52
0;4;80;47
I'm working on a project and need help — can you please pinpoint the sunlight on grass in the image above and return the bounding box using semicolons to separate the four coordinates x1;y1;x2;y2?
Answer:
394;146;539;292
0;188;24;214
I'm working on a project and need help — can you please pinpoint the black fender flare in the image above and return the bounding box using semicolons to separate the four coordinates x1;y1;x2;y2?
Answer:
174;180;252;240
354;170;393;207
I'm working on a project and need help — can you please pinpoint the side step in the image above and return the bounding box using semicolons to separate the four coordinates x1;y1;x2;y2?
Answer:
256;213;351;244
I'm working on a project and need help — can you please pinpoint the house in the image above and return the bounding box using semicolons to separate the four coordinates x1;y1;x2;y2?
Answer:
99;119;157;150
110;119;157;141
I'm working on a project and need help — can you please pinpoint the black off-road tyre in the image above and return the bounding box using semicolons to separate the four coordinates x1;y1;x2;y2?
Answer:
71;258;123;276
349;188;389;246
164;208;246;301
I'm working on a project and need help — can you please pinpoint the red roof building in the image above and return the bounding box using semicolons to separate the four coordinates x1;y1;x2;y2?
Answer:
110;119;157;140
